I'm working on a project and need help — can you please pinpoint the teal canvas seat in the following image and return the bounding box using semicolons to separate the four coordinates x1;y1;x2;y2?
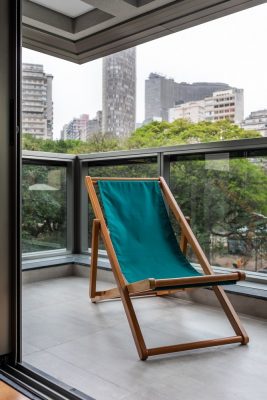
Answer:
85;176;248;360
98;180;239;289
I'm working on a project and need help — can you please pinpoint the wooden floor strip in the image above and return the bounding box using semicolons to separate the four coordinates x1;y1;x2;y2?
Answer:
0;381;30;400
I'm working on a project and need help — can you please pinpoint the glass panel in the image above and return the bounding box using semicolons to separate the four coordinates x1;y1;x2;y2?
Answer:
87;159;158;249
22;164;67;252
170;152;267;273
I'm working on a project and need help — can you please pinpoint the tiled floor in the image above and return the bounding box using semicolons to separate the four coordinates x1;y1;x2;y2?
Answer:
22;276;267;400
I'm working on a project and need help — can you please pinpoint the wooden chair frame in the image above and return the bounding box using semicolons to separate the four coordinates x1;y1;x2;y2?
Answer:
85;176;249;360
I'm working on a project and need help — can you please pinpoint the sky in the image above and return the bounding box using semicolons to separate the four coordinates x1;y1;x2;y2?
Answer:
22;3;267;139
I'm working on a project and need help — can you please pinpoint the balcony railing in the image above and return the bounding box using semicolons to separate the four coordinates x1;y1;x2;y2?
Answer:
22;137;267;281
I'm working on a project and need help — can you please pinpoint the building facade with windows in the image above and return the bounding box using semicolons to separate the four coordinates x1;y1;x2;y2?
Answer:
205;88;244;124
22;63;53;139
102;48;136;137
61;114;89;141
145;73;231;121
168;88;244;124
87;111;102;139
168;100;205;123
241;110;267;137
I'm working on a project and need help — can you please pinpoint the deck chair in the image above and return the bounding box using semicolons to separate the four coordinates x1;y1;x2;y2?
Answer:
85;176;249;360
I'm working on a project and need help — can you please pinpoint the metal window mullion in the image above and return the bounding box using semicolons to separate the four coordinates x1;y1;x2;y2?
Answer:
66;160;75;253
80;162;89;253
72;159;89;254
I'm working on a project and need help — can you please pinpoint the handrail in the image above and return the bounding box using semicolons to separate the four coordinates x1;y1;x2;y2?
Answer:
22;137;267;163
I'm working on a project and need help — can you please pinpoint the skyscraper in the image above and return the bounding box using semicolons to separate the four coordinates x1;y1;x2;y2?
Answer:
145;73;231;122
102;48;136;137
22;63;53;139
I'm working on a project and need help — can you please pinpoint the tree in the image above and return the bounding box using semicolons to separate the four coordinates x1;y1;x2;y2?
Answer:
127;119;260;149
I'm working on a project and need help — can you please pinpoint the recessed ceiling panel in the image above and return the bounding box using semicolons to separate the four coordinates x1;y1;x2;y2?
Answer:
30;0;95;17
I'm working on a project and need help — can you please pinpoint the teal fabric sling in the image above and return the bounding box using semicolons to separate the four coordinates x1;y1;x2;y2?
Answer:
98;180;237;287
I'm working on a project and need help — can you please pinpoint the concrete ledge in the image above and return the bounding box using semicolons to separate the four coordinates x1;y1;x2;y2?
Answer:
22;264;73;284
22;261;267;319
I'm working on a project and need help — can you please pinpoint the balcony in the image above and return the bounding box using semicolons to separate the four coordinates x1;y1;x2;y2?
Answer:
21;137;267;399
22;274;267;400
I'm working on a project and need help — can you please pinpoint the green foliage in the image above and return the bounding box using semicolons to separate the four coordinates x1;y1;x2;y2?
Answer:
23;120;260;154
128;119;260;149
22;132;122;154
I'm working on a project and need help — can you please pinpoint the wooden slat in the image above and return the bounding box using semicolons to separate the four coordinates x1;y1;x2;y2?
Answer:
147;336;243;356
92;177;159;184
153;272;245;289
90;219;100;299
180;216;190;254
127;279;155;294
0;381;29;400
126;272;245;294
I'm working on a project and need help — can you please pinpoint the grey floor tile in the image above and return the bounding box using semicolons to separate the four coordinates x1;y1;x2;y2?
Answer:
24;350;130;400
22;276;267;400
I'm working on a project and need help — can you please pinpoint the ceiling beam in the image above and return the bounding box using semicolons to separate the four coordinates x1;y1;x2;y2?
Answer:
82;0;138;18
23;0;73;33
23;0;267;64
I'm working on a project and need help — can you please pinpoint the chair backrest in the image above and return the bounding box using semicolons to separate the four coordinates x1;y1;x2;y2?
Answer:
98;180;200;283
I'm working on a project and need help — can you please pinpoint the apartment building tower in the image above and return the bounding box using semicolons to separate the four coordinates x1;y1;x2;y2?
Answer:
169;88;244;125
102;48;136;137
205;88;244;124
61;114;89;141
145;73;231;121
22;63;53;139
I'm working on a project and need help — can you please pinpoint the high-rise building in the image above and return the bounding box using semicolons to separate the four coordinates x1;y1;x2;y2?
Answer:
87;111;102;139
61;114;89;141
145;73;231;121
205;89;244;124
102;48;136;137
241;110;267;137
145;73;175;122
22;63;53;139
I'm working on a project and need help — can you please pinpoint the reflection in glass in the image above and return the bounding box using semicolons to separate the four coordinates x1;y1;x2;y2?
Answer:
170;153;267;273
22;164;67;252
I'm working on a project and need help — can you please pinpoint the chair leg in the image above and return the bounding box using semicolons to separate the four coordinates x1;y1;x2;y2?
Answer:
119;286;148;360
213;285;249;344
90;219;100;301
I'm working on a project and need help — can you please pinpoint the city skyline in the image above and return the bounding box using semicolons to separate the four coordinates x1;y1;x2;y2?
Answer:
22;3;267;139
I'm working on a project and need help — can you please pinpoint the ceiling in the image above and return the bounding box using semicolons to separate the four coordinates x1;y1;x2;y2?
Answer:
22;0;266;63
30;0;95;18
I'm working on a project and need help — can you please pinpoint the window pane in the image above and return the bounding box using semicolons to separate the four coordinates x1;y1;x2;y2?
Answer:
22;164;67;252
170;152;267;273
